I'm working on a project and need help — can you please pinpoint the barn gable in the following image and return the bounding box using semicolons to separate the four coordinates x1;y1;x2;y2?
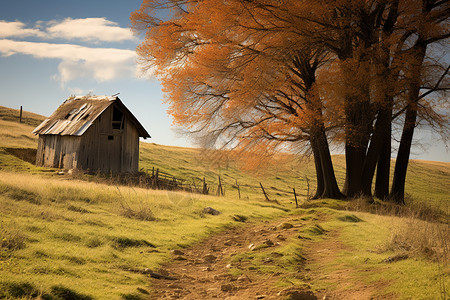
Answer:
33;95;150;173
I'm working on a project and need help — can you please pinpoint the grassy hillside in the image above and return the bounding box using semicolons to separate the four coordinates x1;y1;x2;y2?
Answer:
0;105;448;299
0;171;289;299
0;105;447;208
0;106;46;127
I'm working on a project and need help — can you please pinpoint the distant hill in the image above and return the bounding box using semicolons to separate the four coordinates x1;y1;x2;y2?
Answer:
0;106;47;149
0;105;448;210
0;105;46;127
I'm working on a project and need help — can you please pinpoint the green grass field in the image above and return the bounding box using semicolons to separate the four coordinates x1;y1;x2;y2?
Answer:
0;106;448;299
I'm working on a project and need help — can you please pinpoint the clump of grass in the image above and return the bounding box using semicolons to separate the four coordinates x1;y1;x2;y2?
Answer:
344;196;374;212
118;198;156;221
305;224;327;235
62;255;87;265
346;195;447;223
85;237;103;248
67;204;90;213
0;221;26;252
111;237;156;250
53;232;82;242
387;217;448;262
337;214;363;222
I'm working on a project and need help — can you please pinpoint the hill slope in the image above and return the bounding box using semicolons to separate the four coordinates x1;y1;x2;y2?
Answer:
0;105;448;208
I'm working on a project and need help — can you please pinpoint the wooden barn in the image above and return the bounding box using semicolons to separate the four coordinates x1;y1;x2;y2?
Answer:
33;95;150;173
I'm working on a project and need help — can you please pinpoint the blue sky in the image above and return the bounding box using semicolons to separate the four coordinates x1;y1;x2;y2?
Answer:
0;0;448;162
0;0;181;147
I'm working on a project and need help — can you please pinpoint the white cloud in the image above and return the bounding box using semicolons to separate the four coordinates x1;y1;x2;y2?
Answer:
0;39;137;84
0;18;142;86
0;21;46;38
0;18;135;43
46;18;135;43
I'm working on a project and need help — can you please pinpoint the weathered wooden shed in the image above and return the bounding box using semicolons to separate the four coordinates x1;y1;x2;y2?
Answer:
33;95;150;173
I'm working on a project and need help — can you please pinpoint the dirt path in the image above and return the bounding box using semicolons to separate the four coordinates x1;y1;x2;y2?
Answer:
303;230;394;300
146;215;391;299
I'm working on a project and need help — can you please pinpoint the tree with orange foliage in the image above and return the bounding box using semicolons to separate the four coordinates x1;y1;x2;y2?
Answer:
131;0;449;202
132;0;345;199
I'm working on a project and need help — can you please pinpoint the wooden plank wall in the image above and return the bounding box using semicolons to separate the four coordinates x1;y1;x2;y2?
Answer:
36;135;79;169
36;104;141;173
77;104;140;173
121;117;139;173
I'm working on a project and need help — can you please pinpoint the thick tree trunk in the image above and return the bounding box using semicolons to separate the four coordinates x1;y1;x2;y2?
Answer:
342;97;372;198
316;126;344;199
374;126;391;199
310;124;343;199
361;105;392;197
390;106;417;204
390;43;426;204
310;135;325;199
343;144;365;197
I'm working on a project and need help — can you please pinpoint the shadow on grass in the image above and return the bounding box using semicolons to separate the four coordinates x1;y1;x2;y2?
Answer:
1;282;93;300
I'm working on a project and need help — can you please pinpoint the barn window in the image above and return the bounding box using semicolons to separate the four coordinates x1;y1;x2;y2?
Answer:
112;106;124;130
108;135;114;140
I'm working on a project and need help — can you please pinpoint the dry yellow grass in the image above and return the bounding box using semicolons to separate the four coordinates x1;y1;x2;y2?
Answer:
0;119;38;148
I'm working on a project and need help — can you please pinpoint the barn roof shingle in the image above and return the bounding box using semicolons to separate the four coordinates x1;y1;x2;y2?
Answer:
32;95;150;138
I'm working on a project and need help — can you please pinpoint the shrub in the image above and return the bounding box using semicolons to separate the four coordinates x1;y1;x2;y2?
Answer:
118;198;156;221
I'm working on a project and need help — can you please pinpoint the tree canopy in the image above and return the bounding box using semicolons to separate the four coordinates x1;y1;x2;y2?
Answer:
132;0;449;203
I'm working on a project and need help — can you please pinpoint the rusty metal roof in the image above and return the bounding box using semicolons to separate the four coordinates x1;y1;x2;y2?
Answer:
32;95;150;138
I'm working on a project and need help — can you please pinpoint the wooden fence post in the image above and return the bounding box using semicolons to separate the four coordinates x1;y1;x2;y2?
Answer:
293;188;299;208
259;182;270;201
236;179;241;199
19;106;23;123
202;177;209;195
217;176;224;196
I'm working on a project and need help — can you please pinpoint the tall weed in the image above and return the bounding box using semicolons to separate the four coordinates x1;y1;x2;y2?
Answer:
388;217;448;262
346;196;448;263
116;187;156;221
